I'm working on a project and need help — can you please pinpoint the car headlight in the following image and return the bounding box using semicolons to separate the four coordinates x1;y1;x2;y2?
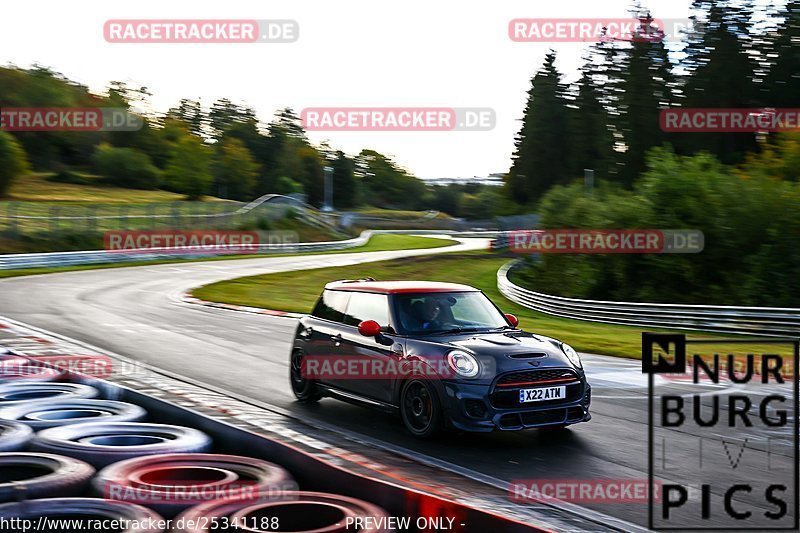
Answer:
447;350;480;378
561;343;582;369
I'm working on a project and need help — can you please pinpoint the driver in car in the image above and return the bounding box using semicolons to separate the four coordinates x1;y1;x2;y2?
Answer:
413;298;444;331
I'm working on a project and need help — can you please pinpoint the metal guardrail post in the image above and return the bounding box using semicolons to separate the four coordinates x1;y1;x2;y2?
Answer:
118;204;128;230
49;205;60;233
171;201;181;230
86;204;97;234
146;203;156;230
5;202;19;238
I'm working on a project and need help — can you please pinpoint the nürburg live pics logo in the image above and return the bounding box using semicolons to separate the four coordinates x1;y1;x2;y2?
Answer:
644;332;799;530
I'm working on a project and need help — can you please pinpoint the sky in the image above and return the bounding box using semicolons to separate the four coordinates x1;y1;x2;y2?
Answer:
2;0;697;180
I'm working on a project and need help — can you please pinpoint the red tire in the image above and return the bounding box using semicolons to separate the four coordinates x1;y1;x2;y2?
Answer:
94;453;296;517
174;491;390;532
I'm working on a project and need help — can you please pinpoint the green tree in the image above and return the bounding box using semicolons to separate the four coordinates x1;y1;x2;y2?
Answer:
567;69;614;179
167;99;204;137
298;146;325;206
331;151;357;208
223;119;273;195
521;147;800;306
740;131;800;182
614;13;675;186
431;186;461;216
0;131;30;197
92;144;161;189
507;51;570;204
679;0;759;163
163;135;213;200
763;1;800;107
274;176;303;195
208;99;256;140
211;137;259;200
356;149;426;209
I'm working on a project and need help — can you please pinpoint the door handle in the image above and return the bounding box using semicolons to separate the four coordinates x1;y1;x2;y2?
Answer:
330;334;342;347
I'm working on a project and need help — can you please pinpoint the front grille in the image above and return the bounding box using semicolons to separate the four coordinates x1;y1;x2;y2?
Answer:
490;382;583;408
521;409;567;426
495;368;578;388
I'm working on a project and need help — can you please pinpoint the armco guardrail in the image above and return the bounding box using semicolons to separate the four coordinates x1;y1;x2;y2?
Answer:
0;230;500;270
0;230;377;270
497;261;800;336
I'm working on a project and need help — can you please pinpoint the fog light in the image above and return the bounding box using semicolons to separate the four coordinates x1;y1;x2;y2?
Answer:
465;399;487;419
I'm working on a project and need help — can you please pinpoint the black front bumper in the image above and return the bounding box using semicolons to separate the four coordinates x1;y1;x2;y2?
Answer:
439;379;592;432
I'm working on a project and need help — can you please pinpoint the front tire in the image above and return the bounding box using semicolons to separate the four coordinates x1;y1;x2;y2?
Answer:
290;350;322;403
400;379;442;438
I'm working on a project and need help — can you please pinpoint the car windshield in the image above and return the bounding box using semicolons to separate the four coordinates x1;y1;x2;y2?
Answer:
394;291;509;335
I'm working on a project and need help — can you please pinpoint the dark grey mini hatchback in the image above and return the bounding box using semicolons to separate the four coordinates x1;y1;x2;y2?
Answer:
290;279;591;437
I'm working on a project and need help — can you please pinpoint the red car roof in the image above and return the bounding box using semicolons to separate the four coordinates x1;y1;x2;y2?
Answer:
324;280;480;294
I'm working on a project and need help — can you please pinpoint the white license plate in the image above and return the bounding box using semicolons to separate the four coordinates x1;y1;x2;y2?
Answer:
519;385;566;403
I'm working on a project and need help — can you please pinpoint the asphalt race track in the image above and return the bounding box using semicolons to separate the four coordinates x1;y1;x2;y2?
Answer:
0;238;795;530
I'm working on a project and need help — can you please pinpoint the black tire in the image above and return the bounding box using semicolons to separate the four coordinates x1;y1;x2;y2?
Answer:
0;497;165;532
93;453;296;518
0;452;95;502
0;420;33;452
399;378;443;438
174;491;389;533
0;382;99;406
290;350;322;403
32;422;212;468
0;399;147;430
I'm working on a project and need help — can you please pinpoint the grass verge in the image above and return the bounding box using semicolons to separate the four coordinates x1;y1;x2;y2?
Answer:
193;251;781;360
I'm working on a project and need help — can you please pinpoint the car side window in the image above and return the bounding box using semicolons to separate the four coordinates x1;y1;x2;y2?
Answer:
343;292;390;328
311;290;350;323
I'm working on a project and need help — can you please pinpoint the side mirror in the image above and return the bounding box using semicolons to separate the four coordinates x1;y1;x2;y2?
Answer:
358;320;382;337
504;313;519;328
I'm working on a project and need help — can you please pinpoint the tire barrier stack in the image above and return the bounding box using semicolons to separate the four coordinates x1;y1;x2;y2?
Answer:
0;367;396;532
0;399;147;430
0;382;99;406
